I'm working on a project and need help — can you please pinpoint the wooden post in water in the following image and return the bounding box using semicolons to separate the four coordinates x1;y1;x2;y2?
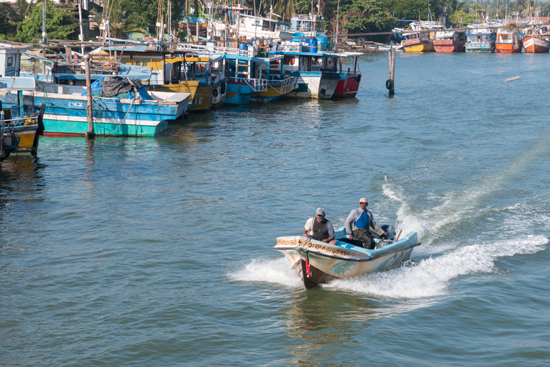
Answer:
387;46;395;96
84;54;95;139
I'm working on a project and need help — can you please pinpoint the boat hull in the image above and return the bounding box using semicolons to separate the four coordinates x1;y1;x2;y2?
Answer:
332;73;361;99
6;86;190;137
522;36;550;53
250;77;297;103
282;72;340;100
433;39;466;52
403;39;434;52
466;42;492;52
495;43;522;53
224;81;254;105
275;231;420;289
152;82;211;112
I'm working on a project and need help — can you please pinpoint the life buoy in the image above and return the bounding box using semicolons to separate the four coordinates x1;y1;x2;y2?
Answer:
355;74;362;83
220;82;226;94
386;79;394;90
212;88;219;97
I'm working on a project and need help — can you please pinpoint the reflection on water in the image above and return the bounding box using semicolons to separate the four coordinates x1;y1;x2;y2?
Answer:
281;289;378;365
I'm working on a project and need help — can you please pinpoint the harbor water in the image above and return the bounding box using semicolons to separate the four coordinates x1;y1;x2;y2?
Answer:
2;52;550;366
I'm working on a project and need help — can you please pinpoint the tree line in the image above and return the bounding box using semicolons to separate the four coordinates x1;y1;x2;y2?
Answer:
1;0;549;43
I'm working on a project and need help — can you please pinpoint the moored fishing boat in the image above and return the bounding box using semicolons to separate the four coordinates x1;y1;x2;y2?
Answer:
249;55;298;102
522;26;550;53
496;30;523;53
433;30;466;52
402;31;434;52
271;50;341;99
275;227;421;289
2;78;190;137
465;25;494;52
222;53;268;105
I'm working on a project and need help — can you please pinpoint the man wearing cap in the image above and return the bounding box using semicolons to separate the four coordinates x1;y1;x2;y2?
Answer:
302;207;337;245
345;198;387;249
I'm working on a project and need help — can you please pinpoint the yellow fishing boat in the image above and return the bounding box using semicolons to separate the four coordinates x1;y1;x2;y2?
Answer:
402;32;435;52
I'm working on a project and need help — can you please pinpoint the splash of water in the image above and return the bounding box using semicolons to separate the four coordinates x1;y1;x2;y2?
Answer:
229;257;303;288
324;235;546;299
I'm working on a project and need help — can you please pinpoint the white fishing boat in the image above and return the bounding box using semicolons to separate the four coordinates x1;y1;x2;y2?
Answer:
275;227;421;289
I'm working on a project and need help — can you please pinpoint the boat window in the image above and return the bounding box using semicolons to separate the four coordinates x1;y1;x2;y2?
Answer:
283;56;295;65
143;61;148;67
7;57;13;67
136;61;142;66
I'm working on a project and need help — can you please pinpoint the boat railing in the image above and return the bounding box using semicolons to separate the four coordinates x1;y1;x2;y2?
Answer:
176;43;253;58
232;77;268;92
1;115;39;127
269;76;297;95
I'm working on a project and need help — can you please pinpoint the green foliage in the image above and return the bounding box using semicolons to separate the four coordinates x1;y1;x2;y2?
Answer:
0;3;18;38
449;11;479;26
341;0;396;33
15;2;77;42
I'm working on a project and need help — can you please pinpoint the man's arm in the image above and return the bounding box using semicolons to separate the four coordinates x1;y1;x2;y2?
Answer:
369;212;387;236
344;210;355;235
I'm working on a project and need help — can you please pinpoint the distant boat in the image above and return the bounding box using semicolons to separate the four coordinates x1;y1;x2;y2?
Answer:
496;30;523;53
2;79;190;137
433;30;466;52
466;25;494;52
402;31;434;52
522;26;550;53
274;227;421;289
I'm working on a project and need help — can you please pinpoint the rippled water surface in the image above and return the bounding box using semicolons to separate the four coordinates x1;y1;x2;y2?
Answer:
2;52;550;366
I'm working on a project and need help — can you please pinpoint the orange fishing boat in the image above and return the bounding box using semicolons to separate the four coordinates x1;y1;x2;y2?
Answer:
495;30;523;53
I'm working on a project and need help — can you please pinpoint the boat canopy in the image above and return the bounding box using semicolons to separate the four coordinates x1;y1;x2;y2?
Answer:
0;77;36;91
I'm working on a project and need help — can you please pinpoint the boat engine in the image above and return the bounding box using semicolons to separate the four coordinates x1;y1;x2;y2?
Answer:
381;225;397;241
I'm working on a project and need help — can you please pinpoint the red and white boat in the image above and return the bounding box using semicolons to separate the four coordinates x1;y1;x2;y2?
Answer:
495;30;523;53
332;52;362;99
522;26;550;53
433;30;466;52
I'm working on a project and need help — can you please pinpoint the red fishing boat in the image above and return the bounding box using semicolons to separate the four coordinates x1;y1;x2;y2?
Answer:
332;52;362;99
433;30;466;52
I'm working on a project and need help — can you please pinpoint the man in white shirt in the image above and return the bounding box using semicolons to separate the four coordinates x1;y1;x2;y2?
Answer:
302;207;337;245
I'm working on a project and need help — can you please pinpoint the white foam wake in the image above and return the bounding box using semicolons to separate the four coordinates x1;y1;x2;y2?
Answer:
324;235;547;299
229;257;303;288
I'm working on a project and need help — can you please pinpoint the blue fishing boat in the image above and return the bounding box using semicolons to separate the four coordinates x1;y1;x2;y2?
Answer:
275;227;421;289
466;24;494;52
222;53;268;105
2;78;190;137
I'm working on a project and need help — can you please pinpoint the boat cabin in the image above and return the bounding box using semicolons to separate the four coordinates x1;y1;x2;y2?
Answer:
0;42;32;77
288;15;325;33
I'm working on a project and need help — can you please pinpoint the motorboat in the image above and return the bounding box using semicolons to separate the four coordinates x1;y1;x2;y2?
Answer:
274;226;421;289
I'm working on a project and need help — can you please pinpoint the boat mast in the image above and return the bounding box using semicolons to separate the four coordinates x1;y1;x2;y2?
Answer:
335;0;339;52
78;0;84;54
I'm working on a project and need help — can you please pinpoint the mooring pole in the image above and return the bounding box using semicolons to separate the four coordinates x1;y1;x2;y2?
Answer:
84;54;95;139
387;46;395;96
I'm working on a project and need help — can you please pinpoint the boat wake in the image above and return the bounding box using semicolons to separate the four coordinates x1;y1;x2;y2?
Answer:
229;257;304;288
324;235;546;299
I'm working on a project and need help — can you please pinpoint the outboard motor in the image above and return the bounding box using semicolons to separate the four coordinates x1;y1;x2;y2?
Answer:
381;225;397;241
